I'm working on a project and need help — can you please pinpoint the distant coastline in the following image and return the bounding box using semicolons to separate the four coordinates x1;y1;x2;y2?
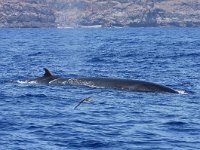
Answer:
0;0;199;28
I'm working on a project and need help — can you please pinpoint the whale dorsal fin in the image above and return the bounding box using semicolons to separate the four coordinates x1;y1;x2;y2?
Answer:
43;68;52;77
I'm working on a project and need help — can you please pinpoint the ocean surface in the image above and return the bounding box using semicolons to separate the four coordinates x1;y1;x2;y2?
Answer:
0;28;200;150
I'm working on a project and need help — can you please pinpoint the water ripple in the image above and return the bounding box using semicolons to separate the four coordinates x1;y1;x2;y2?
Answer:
0;28;200;150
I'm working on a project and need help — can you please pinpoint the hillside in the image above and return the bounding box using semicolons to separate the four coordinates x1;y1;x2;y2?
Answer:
0;0;55;27
0;0;199;28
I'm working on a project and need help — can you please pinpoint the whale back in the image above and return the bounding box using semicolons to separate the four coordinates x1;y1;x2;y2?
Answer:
25;68;179;93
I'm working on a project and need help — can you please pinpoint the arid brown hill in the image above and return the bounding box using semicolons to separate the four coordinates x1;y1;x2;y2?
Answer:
0;0;199;28
0;0;55;27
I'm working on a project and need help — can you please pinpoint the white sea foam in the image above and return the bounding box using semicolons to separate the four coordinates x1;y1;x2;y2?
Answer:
16;80;29;84
49;79;59;84
17;80;37;84
176;90;188;95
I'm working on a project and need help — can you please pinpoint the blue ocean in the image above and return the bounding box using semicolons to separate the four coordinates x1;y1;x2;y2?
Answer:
0;28;200;150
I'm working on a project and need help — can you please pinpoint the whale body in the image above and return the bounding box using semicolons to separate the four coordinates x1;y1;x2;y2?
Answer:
23;68;179;94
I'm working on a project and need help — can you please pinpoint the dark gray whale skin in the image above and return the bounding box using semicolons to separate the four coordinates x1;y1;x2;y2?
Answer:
26;68;179;94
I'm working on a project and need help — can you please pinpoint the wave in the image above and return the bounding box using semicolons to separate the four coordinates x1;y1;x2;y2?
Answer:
28;52;42;57
164;121;187;126
18;93;47;98
176;89;189;95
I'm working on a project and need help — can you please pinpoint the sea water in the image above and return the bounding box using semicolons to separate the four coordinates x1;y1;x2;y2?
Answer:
0;28;200;150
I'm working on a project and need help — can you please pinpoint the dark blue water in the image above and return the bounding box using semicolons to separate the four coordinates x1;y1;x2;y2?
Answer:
0;28;200;150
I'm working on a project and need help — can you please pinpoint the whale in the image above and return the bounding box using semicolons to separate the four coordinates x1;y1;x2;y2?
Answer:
22;68;179;94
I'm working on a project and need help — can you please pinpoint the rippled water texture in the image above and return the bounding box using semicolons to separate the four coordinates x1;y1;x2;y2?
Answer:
0;28;200;149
